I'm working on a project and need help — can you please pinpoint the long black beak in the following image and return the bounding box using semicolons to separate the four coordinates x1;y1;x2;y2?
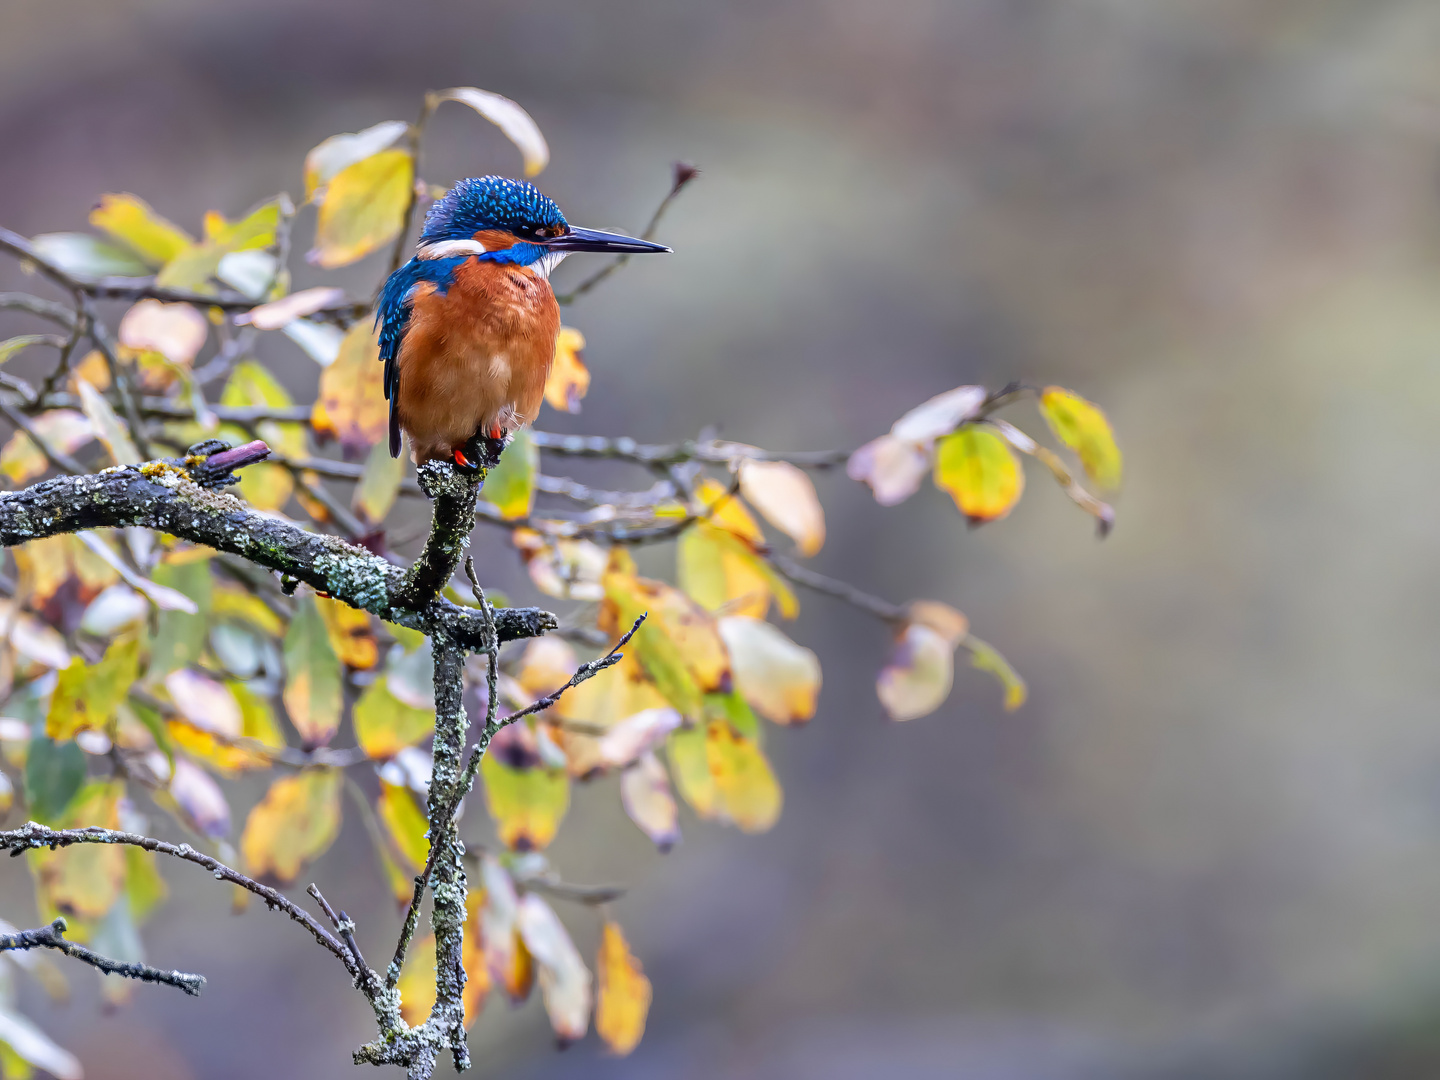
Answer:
543;226;671;254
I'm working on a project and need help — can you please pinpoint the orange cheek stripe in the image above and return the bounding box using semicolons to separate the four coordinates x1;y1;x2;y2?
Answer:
472;228;517;252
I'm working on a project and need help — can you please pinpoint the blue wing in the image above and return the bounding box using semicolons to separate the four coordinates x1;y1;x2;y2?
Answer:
374;256;468;457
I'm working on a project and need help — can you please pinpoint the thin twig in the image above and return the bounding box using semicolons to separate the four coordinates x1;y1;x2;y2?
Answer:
492;613;646;732
0;917;206;996
307;883;383;1000
768;552;906;623
553;161;697;305
0;823;356;977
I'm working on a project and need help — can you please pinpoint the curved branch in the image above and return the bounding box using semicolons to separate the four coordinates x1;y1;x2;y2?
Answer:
0;917;205;996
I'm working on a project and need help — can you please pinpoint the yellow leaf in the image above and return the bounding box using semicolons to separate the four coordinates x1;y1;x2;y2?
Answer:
543;327;589;413
479;427;536;520
481;753;569;851
706;720;781;832
737;459;825;556
32;781;124;919
666;724;716;817
377;780;429;872
315;596;378;670
1039;386;1122;490
13;536;71;606
716;616;820;725
240;769;342;882
462;888;492;1023
511;530;606;602
432;88;550;177
353;440;404;525
602;549;730;719
693;478;764;544
595;921;651;1056
165;681;281;773
315;322;387;454
283;594;342;745
89;193;193;266
303;120;410;202
678;522;797;621
876;623;954;721
397;932;437;1027
353;679;435;760
309;149;414;269
45;634;141;740
933;425;1023;523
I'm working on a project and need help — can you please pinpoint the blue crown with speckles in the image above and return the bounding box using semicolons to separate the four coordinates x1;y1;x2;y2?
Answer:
420;176;567;243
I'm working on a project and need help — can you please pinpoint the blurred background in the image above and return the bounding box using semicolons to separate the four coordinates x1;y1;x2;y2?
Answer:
5;0;1440;1076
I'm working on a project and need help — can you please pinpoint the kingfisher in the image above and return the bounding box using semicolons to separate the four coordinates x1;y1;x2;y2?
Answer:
375;176;669;470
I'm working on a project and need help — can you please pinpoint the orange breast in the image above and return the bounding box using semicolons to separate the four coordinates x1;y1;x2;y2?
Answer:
395;258;559;464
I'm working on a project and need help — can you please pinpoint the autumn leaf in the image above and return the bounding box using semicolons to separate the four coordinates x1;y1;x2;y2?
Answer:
315;596;378;670
706;719;782;832
117;300;208;367
167;758;231;839
717;616;820;725
23;737;86;824
240;769;343;882
876;622;954;721
543;327;589;413
595;921;651;1055
597;707;683;769
45;633;141;740
148;558;212;675
619;751;680;851
283;594;342;745
512;530;606;602
89;193;193;266
480;856;535;1003
965;634;1028;711
516;894;591;1045
32;781;125;919
309;149;414;268
377;780;429;873
934;424;1024;523
847;434;930;506
479;427;537;520
891;385;987;443
603;549;730;719
737;459;825;556
353;680;435;760
1039;386;1122;490
397;932;438;1028
666;723;716;818
678;522;797;621
481;749;569;851
0;411;93;487
304;120;410;201
314;321;387;454
166;680;282;773
157;197;288;291
76;379;141;466
432;87;550;177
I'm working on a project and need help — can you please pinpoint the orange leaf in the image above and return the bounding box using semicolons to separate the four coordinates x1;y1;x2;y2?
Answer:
543;327;589;413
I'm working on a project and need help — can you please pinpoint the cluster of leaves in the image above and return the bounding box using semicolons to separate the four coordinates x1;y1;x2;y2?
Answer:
0;85;1120;1072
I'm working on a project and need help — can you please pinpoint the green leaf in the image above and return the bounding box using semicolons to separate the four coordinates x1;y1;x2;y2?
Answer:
934;425;1024;523
0;336;54;367
964;634;1027;711
308;149;414;269
479;426;537;520
665;724;716;818
283;594;343;745
28;233;150;277
353;678;435;759
304;120;410;201
24;737;86;823
703;689;760;742
149;560;213;675
89;193;193;265
45;634;141;740
1038;387;1122;490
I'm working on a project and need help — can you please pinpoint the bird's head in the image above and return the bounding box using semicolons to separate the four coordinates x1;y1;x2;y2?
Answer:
416;176;669;277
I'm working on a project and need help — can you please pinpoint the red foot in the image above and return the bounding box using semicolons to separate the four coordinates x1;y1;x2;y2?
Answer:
488;424;505;439
454;449;472;468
